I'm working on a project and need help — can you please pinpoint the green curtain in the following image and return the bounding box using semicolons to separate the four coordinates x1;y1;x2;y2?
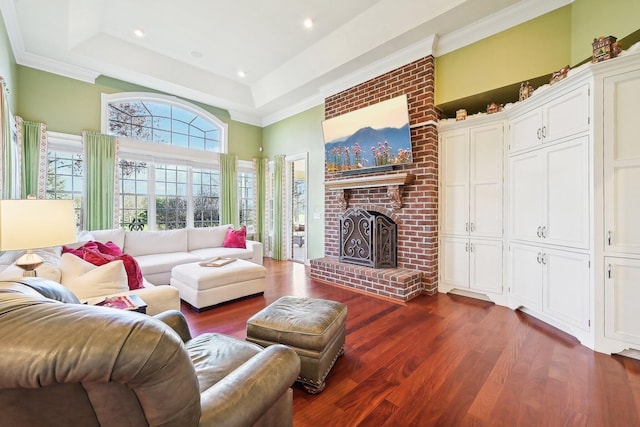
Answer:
254;158;266;243
1;85;12;198
21;121;40;198
84;131;116;230
220;153;238;226
272;155;285;260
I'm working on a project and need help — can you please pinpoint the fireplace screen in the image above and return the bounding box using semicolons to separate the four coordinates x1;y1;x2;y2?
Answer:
339;208;397;268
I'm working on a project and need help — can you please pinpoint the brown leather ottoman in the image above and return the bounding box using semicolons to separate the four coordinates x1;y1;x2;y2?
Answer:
246;296;347;394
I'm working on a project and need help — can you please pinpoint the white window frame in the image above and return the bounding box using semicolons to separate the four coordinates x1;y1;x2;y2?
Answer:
237;159;255;237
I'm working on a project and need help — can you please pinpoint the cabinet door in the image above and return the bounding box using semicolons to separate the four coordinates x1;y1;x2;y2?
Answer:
509;108;541;153
440;237;469;288
509;243;542;310
543;248;590;330
441;130;469;236
543;84;590;144
510;151;543;242
470;239;503;294
604;70;640;254
544;136;590;249
604;257;640;346
470;123;503;238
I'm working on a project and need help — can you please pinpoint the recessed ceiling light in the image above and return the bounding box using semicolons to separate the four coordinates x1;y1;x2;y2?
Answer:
237;70;246;78
190;50;203;58
303;18;314;29
133;29;145;38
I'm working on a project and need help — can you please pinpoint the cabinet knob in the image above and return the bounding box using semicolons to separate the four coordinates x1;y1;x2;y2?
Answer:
465;242;469;252
541;226;547;238
607;264;612;279
607;230;612;246
465;222;469;232
537;252;542;264
470;222;475;232
541;253;547;265
537;226;542;237
537;128;542;140
542;126;547;138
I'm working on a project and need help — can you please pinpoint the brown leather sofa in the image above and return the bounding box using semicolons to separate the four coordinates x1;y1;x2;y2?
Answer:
0;278;300;427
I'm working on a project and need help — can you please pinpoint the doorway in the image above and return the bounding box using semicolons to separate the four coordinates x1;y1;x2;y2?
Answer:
287;155;307;263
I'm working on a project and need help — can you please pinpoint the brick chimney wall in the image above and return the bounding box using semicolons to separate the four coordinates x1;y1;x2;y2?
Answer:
310;55;439;299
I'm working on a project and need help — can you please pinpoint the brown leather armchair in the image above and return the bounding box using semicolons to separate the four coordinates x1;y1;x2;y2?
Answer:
0;279;300;427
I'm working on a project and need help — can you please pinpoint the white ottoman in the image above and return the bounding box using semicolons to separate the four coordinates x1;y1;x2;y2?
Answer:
170;259;266;311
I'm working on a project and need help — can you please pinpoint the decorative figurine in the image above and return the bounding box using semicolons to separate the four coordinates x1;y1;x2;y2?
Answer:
550;65;571;85
592;36;622;63
486;102;503;114
519;81;534;101
456;109;467;121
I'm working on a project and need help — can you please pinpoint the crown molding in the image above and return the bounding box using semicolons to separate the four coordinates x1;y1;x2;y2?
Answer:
228;109;262;127
18;52;100;83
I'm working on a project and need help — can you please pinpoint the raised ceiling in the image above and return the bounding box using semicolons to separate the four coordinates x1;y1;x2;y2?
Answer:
0;0;570;125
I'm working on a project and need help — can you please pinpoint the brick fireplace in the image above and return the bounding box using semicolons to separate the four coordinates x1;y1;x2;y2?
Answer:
309;55;438;302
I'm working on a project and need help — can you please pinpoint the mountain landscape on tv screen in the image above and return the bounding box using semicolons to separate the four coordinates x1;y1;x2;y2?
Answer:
325;124;412;172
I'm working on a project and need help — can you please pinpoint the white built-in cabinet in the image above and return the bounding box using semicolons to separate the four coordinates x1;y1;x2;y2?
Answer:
439;119;505;301
509;243;590;330
599;63;640;354
508;85;590;154
507;81;592;345
510;136;590;248
438;47;640;354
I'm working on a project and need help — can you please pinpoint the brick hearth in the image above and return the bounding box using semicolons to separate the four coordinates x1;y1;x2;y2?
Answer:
310;257;422;301
310;55;438;301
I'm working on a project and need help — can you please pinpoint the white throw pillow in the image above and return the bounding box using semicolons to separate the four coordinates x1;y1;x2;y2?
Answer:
59;253;128;300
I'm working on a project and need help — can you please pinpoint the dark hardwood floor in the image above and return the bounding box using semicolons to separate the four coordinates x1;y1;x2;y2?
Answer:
181;259;640;427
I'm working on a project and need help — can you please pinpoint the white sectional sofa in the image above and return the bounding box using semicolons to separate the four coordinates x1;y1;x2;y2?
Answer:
89;225;263;285
0;225;263;315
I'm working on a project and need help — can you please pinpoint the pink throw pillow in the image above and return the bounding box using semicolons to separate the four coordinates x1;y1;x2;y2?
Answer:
223;226;247;249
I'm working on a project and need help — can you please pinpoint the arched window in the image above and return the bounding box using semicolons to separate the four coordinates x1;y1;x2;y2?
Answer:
103;92;227;153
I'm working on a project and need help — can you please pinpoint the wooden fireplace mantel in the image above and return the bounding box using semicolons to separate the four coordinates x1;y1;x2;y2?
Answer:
324;172;415;209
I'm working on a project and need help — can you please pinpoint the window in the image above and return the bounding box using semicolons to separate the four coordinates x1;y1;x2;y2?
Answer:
193;168;220;228
155;163;188;230
119;160;148;230
107;99;222;152
238;168;254;236
46;149;83;226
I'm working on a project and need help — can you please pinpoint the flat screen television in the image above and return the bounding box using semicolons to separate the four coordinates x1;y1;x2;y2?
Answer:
322;94;412;173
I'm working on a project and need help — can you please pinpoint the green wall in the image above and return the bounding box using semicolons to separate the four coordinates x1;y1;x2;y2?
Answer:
0;9;17;112
571;0;640;64
15;67;262;160
263;104;325;260
435;6;573;107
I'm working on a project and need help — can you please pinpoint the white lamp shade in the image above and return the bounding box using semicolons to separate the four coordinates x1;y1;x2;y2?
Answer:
0;199;78;251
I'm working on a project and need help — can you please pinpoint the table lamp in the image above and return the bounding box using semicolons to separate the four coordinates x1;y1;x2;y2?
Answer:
0;199;77;276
